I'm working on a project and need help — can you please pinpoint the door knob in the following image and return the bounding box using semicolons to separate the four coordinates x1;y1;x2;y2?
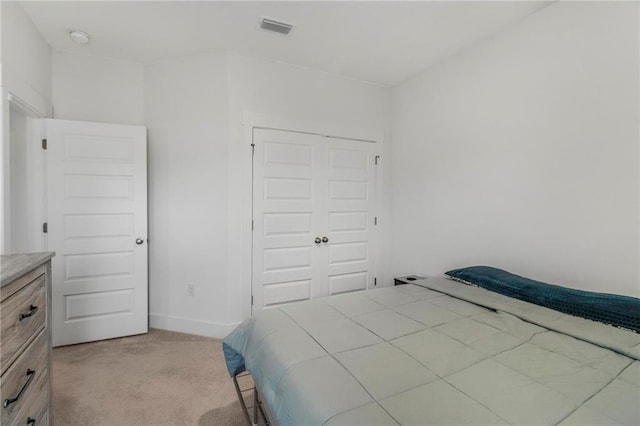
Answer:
314;237;322;244
136;238;144;245
322;236;329;243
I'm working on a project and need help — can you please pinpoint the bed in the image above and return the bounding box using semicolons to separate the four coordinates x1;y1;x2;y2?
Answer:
223;267;640;425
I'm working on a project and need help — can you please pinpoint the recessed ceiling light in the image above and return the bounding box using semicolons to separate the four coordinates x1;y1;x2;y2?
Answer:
69;30;90;44
260;18;294;35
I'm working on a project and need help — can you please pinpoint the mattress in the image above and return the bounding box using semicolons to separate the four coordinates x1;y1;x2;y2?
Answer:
223;277;640;425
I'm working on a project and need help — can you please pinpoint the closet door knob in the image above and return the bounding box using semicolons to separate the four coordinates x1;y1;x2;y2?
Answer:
136;238;144;245
322;236;329;243
314;237;322;244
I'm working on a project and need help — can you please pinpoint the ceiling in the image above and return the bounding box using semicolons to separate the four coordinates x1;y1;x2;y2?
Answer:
19;1;552;87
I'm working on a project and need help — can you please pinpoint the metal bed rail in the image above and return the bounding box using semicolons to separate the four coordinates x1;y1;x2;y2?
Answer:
231;372;269;426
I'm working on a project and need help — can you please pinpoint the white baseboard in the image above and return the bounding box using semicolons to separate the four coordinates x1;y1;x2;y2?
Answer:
149;313;241;339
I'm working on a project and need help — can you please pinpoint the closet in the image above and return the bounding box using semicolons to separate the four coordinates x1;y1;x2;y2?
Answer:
252;128;378;311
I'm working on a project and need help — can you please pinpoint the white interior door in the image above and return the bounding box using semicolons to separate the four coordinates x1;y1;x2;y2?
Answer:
46;119;148;346
252;129;325;310
252;128;377;312
325;138;377;295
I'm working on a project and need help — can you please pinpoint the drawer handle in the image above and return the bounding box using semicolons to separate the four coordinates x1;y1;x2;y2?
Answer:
27;417;36;425
18;305;39;322
3;369;35;411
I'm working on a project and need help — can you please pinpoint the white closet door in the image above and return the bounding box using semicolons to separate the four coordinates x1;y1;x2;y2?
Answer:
325;138;377;295
252;129;325;310
252;128;377;312
46;119;148;346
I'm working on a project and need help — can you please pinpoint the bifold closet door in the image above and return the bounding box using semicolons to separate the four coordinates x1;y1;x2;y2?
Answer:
252;128;377;312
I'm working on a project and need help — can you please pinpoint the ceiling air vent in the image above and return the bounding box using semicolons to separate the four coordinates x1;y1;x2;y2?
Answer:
260;18;294;35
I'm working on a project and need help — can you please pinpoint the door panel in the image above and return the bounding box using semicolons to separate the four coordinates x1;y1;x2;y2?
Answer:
252;128;377;311
263;280;311;307
46;119;147;346
328;211;369;233
253;129;325;309
324;139;376;296
64;289;134;321
328;271;368;294
264;212;312;236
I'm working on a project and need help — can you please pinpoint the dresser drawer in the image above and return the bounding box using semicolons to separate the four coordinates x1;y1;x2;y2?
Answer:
1;330;49;426
0;274;47;375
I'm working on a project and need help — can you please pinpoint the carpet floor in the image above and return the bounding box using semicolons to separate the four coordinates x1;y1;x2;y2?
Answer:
52;329;251;426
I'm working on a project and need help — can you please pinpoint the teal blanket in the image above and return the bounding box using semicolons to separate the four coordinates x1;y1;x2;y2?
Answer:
446;266;640;332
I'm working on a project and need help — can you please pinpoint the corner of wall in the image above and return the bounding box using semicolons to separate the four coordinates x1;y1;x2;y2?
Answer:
1;2;53;115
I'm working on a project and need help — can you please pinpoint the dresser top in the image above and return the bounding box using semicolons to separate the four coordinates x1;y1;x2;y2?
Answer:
1;252;55;287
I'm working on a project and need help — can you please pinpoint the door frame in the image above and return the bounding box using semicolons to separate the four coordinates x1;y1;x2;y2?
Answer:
240;111;385;318
1;89;48;254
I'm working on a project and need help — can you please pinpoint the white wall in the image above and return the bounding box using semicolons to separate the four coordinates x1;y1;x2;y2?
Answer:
0;2;52;110
390;2;639;297
144;53;231;336
8;105;29;253
52;51;144;125
144;52;390;336
0;2;52;253
225;54;391;321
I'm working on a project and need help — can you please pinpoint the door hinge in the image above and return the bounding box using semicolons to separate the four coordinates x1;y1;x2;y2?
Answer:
42;139;47;150
42;223;48;233
251;219;254;231
374;277;377;286
374;216;378;226
375;155;380;165
251;143;255;156
251;295;254;306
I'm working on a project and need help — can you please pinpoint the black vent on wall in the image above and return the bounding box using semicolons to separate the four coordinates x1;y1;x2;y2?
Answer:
260;18;294;35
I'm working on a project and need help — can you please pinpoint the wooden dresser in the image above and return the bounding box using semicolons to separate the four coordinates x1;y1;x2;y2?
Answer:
1;252;54;426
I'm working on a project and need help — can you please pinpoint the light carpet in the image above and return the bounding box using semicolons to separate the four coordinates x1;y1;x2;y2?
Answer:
52;329;249;426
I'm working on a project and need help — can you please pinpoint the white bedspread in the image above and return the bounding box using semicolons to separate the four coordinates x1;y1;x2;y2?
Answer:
222;277;640;425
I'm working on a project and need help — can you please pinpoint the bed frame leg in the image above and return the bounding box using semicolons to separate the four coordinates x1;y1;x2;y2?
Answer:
253;386;259;424
231;373;270;426
232;374;254;426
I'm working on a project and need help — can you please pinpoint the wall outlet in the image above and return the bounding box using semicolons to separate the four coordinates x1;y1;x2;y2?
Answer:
187;284;195;297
